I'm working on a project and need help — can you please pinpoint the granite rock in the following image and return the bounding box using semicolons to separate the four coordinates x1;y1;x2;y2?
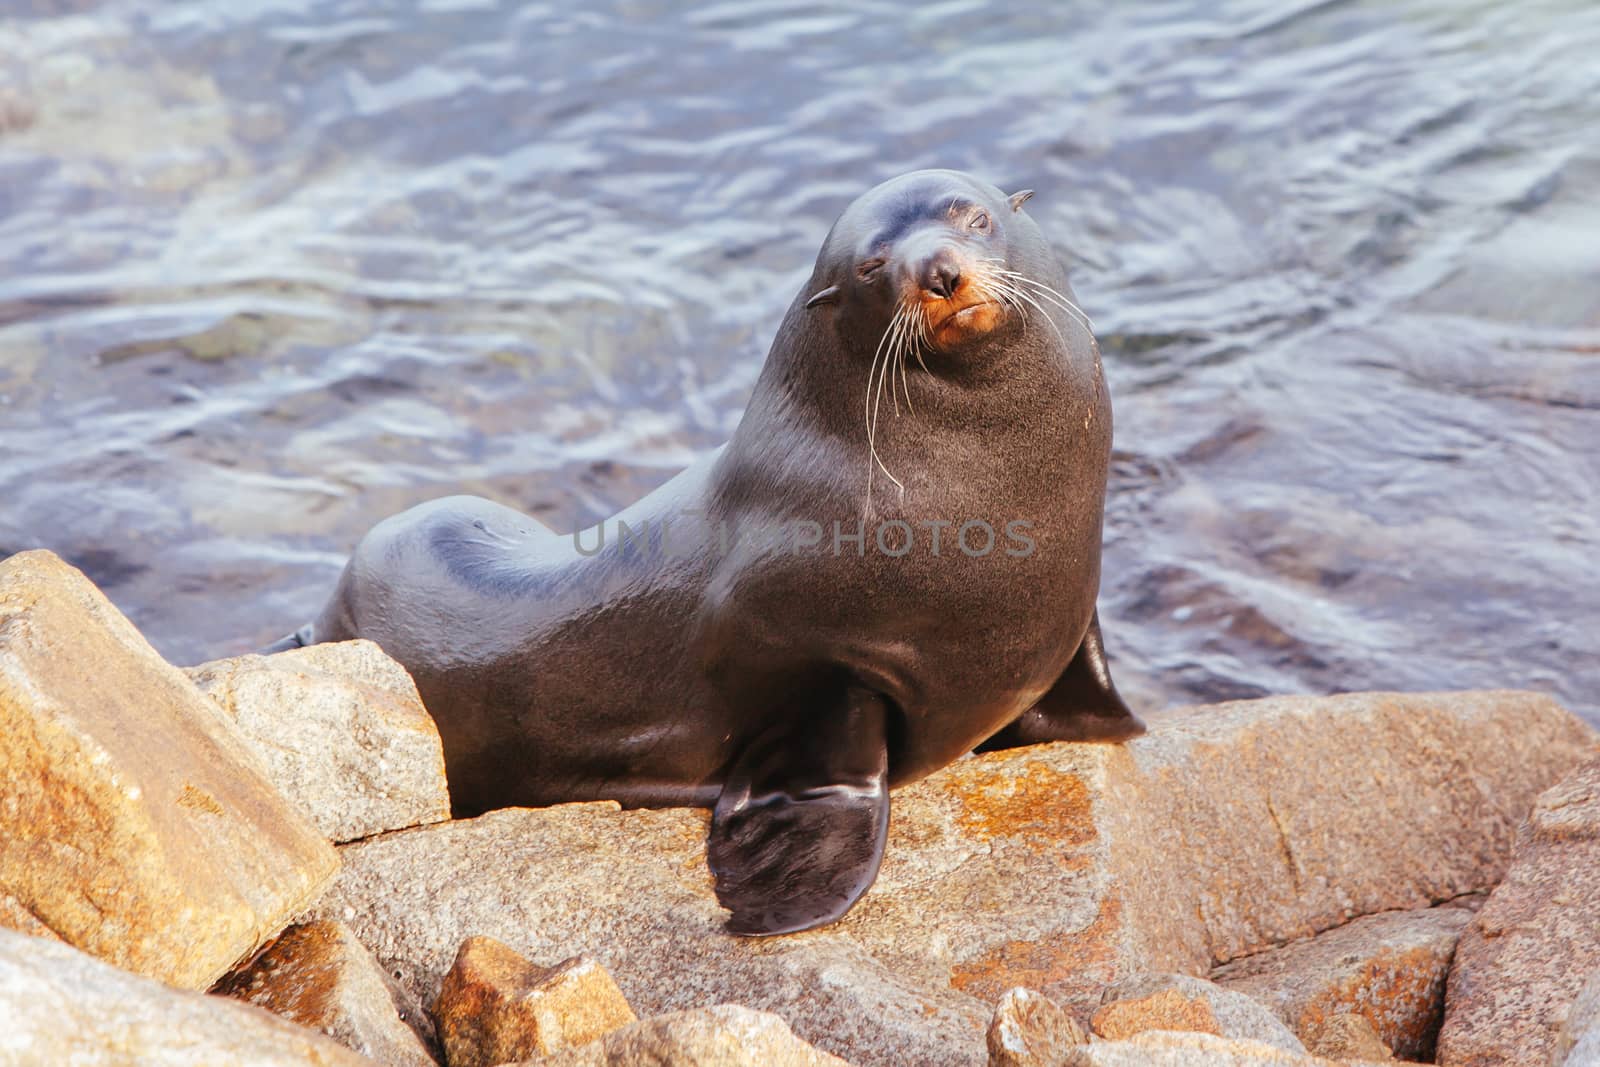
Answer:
513;1004;854;1067
433;935;636;1066
1060;1029;1388;1066
0;549;338;989
987;987;1087;1067
1553;969;1600;1067
1438;755;1600;1066
313;691;1594;1067
216;921;437;1066
0;926;374;1065
1090;974;1305;1054
1214;904;1471;1059
188;640;450;843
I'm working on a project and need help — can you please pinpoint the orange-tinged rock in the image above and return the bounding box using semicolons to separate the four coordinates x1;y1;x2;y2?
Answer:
1438;755;1600;1066
433;935;636;1066
216;921;436;1066
1301;1014;1396;1062
986;987;1087;1067
313;690;1593;1067
0;550;339;989
1089;975;1304;1053
512;1005;855;1067
1214;904;1470;1060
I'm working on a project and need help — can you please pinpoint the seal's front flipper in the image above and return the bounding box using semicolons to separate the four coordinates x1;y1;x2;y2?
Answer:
708;687;889;936
979;611;1146;751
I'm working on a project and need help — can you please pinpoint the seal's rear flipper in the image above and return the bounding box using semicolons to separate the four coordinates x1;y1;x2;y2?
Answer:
708;687;889;936
978;610;1146;751
257;622;314;655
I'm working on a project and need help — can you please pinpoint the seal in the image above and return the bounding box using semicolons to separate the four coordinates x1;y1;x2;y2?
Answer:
265;169;1145;934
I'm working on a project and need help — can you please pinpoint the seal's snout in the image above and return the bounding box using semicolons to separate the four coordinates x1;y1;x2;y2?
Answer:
921;251;964;299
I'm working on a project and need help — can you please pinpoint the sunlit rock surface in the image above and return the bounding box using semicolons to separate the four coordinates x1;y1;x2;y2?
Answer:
0;549;338;989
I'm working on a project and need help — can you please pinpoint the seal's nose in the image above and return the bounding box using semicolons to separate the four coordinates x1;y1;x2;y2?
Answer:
921;252;963;299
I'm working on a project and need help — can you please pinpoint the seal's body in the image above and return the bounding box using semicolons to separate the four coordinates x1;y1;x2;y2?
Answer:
272;170;1144;934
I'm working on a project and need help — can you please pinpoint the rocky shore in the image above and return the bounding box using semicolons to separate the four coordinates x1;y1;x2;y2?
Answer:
2;548;1596;1066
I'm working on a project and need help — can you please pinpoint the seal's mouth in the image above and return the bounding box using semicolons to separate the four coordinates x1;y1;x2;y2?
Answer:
922;295;1003;345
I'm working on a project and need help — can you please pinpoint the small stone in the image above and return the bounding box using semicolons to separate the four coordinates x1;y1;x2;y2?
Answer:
433;936;636;1066
1090;974;1305;1054
987;987;1087;1067
1214;904;1470;1059
188;639;451;843
216;921;436;1066
0;550;338;989
517;1004;854;1067
1300;1014;1395;1062
0;927;373;1065
1439;755;1600;1066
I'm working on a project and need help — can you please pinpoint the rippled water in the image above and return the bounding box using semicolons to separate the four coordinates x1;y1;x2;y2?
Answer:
2;0;1596;724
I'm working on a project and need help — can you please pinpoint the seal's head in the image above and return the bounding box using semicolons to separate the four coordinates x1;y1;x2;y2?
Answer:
785;170;1095;502
803;169;1072;358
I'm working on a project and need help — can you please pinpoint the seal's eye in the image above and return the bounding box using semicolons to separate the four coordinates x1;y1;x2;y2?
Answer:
857;257;887;279
969;211;992;233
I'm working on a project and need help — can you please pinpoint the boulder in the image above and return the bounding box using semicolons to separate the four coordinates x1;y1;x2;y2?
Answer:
1214;904;1471;1059
1058;1029;1387;1066
312;691;1594;1067
987;987;1087;1067
1438;755;1600;1066
1089;974;1305;1053
0;926;374;1065
1554;970;1600;1067
0;550;339;989
188;640;450;843
1299;1014;1395;1062
432;935;636;1066
216;921;437;1066
514;1004;854;1067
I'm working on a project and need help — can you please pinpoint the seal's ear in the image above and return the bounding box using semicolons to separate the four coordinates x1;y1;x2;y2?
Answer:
1008;190;1035;212
805;285;840;309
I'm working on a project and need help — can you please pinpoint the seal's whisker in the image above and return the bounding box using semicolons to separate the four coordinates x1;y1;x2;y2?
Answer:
865;304;906;503
896;302;919;415
986;264;1091;327
911;301;932;375
988;267;1095;334
986;275;1064;347
978;276;1028;323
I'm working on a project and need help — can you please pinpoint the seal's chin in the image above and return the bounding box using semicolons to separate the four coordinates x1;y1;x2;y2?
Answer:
924;296;1003;348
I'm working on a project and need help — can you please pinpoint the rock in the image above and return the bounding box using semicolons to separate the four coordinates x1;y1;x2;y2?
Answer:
216;921;437;1066
1299;1014;1395;1062
1090;974;1305;1054
1213;904;1471;1059
313;804;990;1067
987;987;1087;1067
916;691;1593;1011
517;1004;854;1067
1554;970;1600;1067
0;890;59;942
1058;1029;1376;1066
311;691;1593;1067
0;926;374;1065
187;640;450;843
433;935;636;1066
1438;754;1600;1066
0;550;339;989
